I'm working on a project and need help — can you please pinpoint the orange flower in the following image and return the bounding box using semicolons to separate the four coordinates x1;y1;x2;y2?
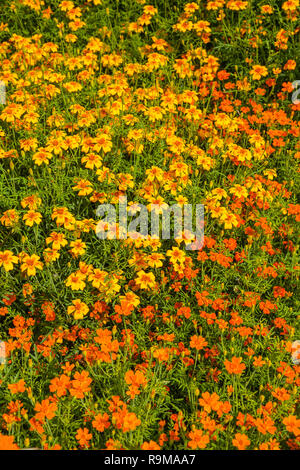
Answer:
94;328;119;362
227;1;249;11
189;335;208;350
92;412;110;432
105;438;123;450
198;392;220;413
283;415;300;436
0;433;19;450
271;387;290;402
41;301;56;321
259;439;280;450
125;369;148;398
34;398;57;422
29;417;44;435
119;412;141;433
112;405;141;433
141;440;161;450
22;283;33;297
187;429;209;449
0;307;8;317
61;361;75;375
75;427;92;447
125;370;148;388
153;347;171;362
49;374;71;397
8;379;26;394
232;433;251;450
69;370;92;398
224;357;246;375
253;356;266;367
255;416;276;435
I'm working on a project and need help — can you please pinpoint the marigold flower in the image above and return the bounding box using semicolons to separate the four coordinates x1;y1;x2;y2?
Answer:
190;335;208;351
283;415;300;436
0;433;19;450
0;250;18;271
8;379;26;394
69;239;87;257
255;416;276;435
92;412;110;432
69;370;92;398
23;210;42;227
32;149;52;165
224;357;246;375
67;299;89;320
49;374;71;397
34;398;57;422
187;429;209;449
65;271;86;290
0;209;19;227
141;441;161;450
75;427;92;447
20;254;43;276
198;392;220;413
166;247;186;264
250;65;268;80
135;270;156;290
232;433;251;450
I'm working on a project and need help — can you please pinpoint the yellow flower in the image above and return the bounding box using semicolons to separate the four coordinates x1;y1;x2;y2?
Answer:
72;179;93;196
69;239;87;257
21;254;43;276
250;65;268;80
63;81;82;92
282;0;299;12
93;133;113;153
59;1;74;12
81;153;102;169
104;276;121;296
65;271;86;290
43;248;60;263
147;253;164;268
166;246;186;264
263;169;277;180
32;149;52;165
88;269;107;289
21;195;42;210
135;270;156;290
0;250;18;271
67;299;89;320
23;210;42;227
220;212;239;229
229;185;248;198
46;232;68;250
0;209;19;227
